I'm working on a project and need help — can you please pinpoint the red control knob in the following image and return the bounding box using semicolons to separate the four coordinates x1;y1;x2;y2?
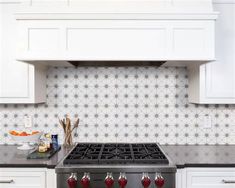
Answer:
105;172;114;188
155;173;165;188
67;173;77;188
80;173;90;188
118;173;127;188
141;173;151;188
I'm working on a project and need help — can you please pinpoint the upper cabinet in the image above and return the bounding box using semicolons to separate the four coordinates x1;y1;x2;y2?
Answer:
0;1;46;104
189;0;235;104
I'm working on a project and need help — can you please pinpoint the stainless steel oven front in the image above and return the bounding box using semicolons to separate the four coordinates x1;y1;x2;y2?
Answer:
56;165;176;188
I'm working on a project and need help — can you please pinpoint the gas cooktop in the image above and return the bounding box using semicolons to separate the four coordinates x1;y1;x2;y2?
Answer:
63;143;169;165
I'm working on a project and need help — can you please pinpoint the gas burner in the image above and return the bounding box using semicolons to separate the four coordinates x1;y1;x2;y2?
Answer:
63;143;169;165
132;144;168;164
100;144;132;164
64;144;102;164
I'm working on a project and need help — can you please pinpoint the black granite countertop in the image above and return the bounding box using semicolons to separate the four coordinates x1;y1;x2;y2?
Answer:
162;145;235;168
1;145;235;169
0;145;72;169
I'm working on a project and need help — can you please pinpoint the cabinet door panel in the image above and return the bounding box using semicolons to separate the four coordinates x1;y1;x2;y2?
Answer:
173;28;204;57
0;3;31;99
0;169;46;188
205;4;235;99
187;168;235;188
1;62;29;98
0;3;3;97
66;28;167;60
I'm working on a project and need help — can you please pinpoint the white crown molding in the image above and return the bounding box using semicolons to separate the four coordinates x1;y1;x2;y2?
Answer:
15;12;219;20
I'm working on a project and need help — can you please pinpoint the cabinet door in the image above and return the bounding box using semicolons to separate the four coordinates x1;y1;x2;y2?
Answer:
0;2;33;101
0;168;46;188
186;168;235;188
204;3;235;101
0;3;2;97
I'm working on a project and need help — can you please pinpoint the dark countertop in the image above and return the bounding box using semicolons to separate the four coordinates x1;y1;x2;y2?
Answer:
162;145;235;168
0;145;72;169
1;145;235;169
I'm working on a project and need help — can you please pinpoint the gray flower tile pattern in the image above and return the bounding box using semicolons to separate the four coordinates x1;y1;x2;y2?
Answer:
0;67;235;145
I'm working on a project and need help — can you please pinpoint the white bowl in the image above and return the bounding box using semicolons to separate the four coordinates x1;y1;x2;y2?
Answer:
10;132;43;150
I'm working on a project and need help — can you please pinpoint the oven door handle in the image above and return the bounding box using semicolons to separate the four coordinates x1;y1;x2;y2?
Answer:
0;180;14;184
222;180;235;184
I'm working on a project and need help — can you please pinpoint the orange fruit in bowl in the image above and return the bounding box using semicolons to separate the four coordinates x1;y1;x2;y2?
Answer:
32;131;39;135
9;130;19;136
9;130;40;136
19;132;28;136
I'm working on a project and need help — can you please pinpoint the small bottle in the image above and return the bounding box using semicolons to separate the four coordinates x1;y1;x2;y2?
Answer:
51;134;59;149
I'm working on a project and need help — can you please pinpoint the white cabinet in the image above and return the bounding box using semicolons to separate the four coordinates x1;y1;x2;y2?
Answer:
189;1;235;104
176;168;235;188
0;168;56;188
176;169;187;188
46;169;57;188
0;1;46;104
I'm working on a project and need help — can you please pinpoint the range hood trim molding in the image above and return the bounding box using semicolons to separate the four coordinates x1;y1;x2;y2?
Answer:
15;12;219;20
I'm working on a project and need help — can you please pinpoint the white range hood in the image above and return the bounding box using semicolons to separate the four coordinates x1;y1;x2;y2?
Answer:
15;0;218;66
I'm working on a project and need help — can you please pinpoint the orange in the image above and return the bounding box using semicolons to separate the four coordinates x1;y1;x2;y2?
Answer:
32;131;39;135
9;131;18;136
19;132;28;136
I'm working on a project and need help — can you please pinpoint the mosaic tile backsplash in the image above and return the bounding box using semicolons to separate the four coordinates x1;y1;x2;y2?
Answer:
1;66;235;145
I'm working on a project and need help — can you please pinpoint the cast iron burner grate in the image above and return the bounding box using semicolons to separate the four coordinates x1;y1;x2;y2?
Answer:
63;143;168;165
100;144;133;164
64;144;102;164
132;144;168;164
